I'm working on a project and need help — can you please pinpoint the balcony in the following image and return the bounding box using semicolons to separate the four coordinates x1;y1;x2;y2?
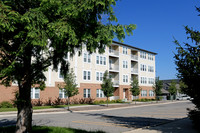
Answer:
109;65;119;72
131;55;138;61
131;68;138;74
112;80;119;87
109;49;119;57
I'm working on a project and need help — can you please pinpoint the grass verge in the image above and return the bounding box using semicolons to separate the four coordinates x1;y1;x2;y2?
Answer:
0;126;105;133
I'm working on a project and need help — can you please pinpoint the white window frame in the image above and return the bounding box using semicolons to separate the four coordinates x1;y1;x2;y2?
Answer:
123;75;128;83
96;55;106;65
59;89;68;99
123;47;128;55
96;72;104;81
148;65;154;72
96;89;105;98
148;53;154;61
84;88;91;98
140;77;147;84
83;53;91;63
140;51;146;59
141;90;147;97
148;78;155;84
123;61;128;68
149;90;154;97
140;64;146;71
31;88;40;99
83;70;91;80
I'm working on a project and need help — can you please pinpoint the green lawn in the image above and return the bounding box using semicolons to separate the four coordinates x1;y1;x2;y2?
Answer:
0;126;105;133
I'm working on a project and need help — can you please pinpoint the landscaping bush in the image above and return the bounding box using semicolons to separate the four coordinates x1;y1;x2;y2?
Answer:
0;101;13;108
32;99;44;106
115;99;123;103
188;108;200;130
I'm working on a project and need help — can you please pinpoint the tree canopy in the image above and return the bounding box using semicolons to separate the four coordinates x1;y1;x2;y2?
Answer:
130;78;140;104
0;0;136;132
174;5;200;128
168;80;177;96
153;77;163;97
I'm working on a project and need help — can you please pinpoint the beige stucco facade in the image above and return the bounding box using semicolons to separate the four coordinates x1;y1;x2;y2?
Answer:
0;41;156;103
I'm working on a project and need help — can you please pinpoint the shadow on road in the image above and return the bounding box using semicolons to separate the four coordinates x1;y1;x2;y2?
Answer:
0;118;16;127
78;112;175;128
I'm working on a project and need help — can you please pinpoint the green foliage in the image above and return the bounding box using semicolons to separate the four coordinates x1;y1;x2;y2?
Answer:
61;69;79;98
134;98;156;102
0;101;13;108
0;0;135;131
153;77;163;96
130;78;140;97
101;70;114;98
0;126;105;133
168;80;177;95
174;4;200;128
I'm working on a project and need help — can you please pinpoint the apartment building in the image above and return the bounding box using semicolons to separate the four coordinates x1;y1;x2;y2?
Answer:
0;41;156;103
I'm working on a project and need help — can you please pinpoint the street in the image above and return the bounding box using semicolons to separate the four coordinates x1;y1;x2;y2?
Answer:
0;101;194;133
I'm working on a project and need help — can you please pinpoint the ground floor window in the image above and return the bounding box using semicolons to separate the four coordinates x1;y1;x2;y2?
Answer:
141;90;147;97
96;89;105;98
84;88;91;98
31;88;40;99
149;90;154;97
59;89;67;99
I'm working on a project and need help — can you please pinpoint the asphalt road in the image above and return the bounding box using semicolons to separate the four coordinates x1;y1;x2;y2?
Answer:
0;101;194;133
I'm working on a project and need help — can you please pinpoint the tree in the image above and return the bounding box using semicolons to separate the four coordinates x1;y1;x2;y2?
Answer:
153;77;163;101
0;1;136;132
168;80;177;101
130;78;140;104
101;70;114;107
174;6;200;128
59;69;78;110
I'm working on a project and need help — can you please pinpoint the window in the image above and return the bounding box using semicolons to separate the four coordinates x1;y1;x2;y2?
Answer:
140;77;147;84
148;54;154;61
96;72;104;81
148;66;154;72
141;90;147;97
96;56;99;64
140;64;146;71
83;70;91;80
123;61;128;68
83;53;91;63
123;47;128;55
31;88;40;99
148;78;155;84
96;55;106;65
58;68;64;79
59;89;67;99
123;75;128;83
96;89;105;98
140;51;146;59
84;89;91;98
149;90;154;97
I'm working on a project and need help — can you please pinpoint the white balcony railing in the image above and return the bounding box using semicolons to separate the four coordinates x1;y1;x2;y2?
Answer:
131;55;138;60
131;68;138;74
109;49;119;56
112;80;119;86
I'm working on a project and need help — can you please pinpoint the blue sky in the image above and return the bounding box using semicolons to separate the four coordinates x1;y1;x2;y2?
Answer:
112;0;200;80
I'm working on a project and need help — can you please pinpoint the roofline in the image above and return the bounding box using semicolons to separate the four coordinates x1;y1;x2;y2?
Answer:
112;41;157;55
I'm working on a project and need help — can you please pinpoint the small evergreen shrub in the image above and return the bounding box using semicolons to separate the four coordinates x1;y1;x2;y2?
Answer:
0;101;13;108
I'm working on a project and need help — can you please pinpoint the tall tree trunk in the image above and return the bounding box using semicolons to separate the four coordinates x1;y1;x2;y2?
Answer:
16;82;32;133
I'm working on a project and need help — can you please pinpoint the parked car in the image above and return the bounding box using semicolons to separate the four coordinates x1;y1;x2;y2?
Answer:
176;95;192;100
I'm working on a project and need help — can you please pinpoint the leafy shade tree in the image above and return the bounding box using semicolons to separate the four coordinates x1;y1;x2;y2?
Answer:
168;80;177;101
59;69;78;110
174;6;200;128
153;77;163;101
101;70;114;107
0;0;136;132
130;78;140;104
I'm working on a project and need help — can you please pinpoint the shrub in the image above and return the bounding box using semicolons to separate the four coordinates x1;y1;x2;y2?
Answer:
188;108;200;130
116;99;123;103
32;99;44;106
53;97;66;105
0;101;13;108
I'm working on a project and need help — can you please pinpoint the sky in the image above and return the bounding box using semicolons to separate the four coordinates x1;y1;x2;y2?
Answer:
111;0;200;80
